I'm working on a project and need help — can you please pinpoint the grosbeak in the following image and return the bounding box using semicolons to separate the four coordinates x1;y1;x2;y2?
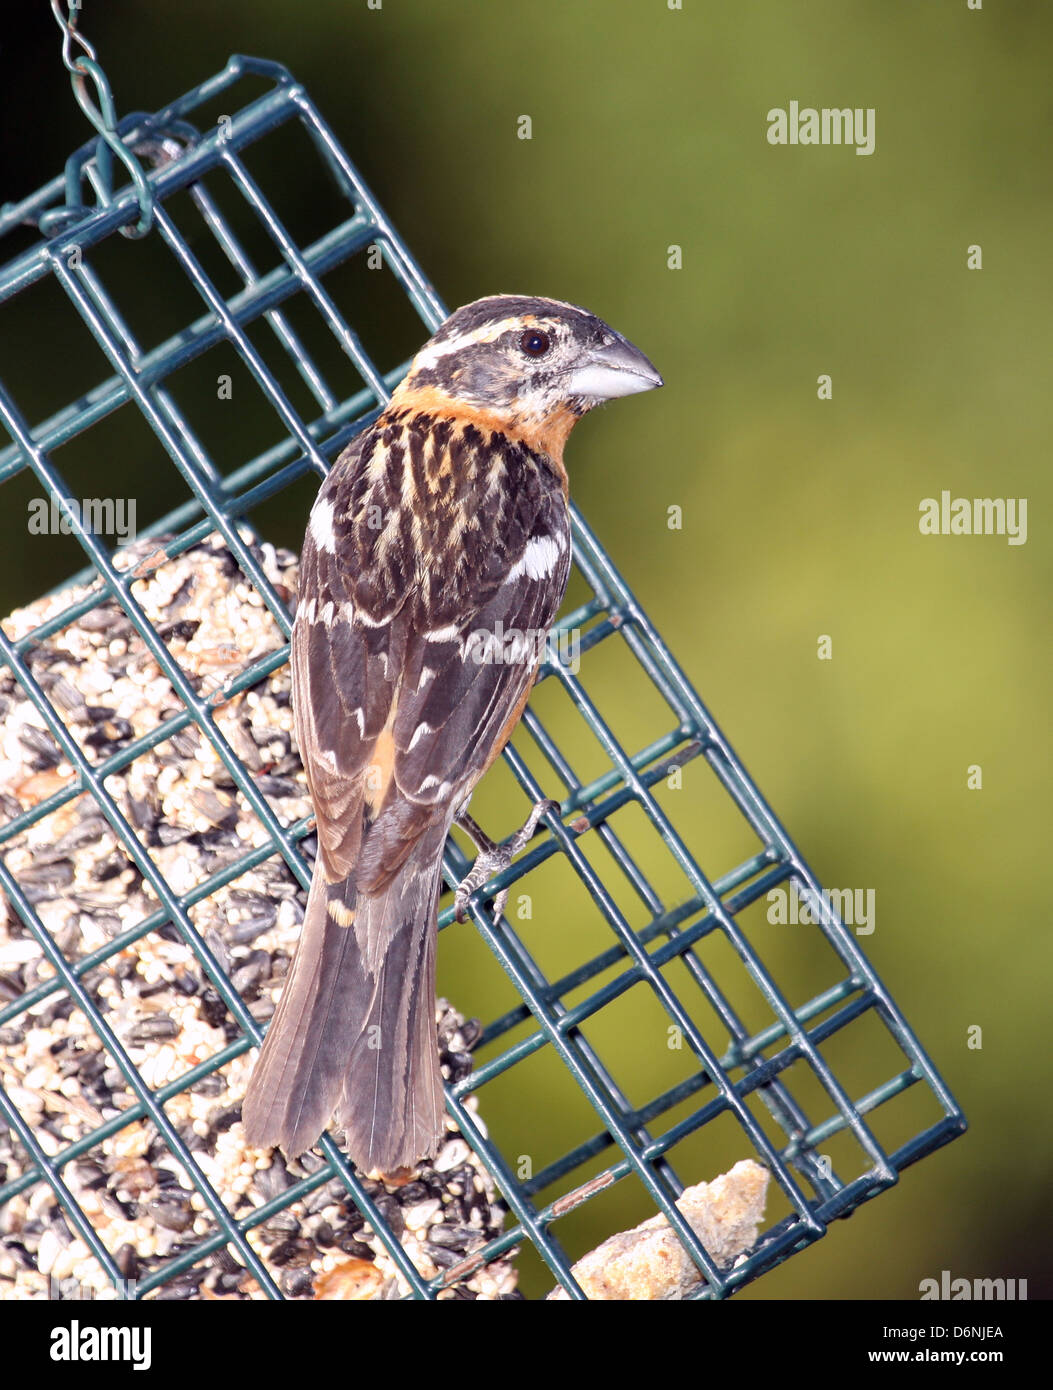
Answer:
242;294;662;1172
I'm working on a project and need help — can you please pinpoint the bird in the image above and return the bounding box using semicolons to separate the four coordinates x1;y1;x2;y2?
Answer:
241;294;662;1173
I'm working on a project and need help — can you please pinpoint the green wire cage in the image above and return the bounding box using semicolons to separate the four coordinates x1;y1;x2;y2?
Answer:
0;36;966;1301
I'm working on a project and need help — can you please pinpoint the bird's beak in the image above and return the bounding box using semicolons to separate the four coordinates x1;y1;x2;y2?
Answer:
563;333;664;402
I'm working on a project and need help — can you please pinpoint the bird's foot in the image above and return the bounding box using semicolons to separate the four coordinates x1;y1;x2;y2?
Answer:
454;800;559;922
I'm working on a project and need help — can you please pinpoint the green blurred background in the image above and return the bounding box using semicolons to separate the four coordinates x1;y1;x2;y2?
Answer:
1;0;1050;1299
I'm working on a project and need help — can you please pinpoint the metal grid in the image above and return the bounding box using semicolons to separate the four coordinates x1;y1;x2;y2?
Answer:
0;53;966;1300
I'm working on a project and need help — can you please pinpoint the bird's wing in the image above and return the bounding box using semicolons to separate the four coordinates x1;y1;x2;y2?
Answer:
291;434;409;884
293;432;572;893
356;523;572;893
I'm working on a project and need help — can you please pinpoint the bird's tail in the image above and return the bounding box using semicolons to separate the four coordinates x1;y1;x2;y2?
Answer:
241;839;447;1172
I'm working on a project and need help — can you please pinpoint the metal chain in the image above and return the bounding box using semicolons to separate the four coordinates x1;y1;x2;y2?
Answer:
50;0;97;72
48;0;154;238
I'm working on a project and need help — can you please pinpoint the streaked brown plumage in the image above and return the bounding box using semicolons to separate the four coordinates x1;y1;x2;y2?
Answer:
242;294;662;1172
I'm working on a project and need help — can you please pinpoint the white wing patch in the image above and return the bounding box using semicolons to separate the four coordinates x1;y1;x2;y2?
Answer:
315;745;339;773
406;721;433;753
296;595;337;625
507;534;564;583
309;495;337;554
352;605;389;629
418;775;454;797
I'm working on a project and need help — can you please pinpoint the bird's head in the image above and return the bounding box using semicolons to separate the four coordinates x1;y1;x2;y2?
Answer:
392;294;663;458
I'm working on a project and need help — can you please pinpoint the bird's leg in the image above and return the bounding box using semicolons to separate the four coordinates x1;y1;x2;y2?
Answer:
454;799;560;923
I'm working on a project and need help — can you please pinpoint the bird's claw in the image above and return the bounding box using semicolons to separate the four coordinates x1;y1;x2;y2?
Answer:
454;799;559;923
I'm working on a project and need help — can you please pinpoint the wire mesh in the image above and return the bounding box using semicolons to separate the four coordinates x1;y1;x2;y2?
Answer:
0;54;966;1300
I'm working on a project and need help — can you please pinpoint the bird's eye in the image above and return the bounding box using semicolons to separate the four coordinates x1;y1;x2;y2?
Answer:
519;329;551;357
